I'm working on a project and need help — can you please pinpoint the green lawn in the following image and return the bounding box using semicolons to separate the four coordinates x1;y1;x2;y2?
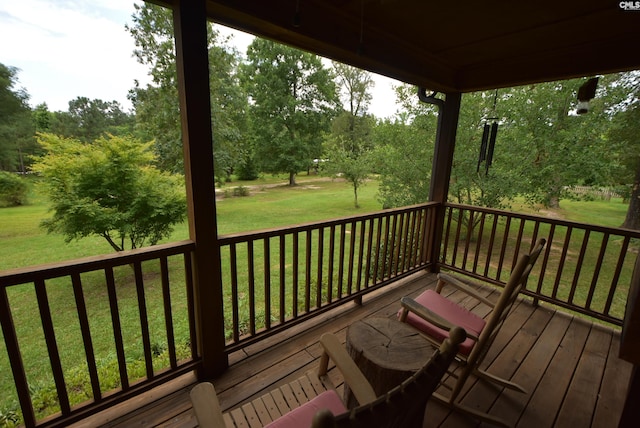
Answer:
0;175;382;271
510;197;630;229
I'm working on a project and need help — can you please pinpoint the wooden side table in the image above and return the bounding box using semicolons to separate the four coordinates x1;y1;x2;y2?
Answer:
344;317;435;409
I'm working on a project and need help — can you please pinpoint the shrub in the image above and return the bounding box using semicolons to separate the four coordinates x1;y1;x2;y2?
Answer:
0;407;19;428
0;172;28;207
32;134;186;251
232;185;250;197
236;156;260;181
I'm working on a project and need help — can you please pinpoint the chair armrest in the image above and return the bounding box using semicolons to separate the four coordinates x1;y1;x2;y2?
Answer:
318;333;377;406
400;296;479;341
190;382;227;428
441;326;467;354
437;273;495;308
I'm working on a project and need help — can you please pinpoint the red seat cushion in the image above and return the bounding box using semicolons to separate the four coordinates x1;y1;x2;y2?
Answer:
400;289;486;356
264;390;347;428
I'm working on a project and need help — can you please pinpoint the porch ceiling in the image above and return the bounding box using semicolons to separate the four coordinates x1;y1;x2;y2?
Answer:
158;0;640;93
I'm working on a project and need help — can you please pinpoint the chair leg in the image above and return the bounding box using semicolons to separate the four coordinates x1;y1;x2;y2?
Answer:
430;392;511;428
474;368;527;393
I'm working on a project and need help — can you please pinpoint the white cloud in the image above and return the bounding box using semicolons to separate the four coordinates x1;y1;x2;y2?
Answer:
0;0;147;111
0;0;401;117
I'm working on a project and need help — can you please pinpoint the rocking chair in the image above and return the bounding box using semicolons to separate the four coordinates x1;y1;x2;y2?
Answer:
398;238;546;427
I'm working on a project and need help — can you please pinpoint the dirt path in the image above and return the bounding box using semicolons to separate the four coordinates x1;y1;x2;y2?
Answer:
215;176;340;199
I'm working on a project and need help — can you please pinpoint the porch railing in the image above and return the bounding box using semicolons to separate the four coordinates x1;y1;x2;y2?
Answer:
0;241;197;428
218;203;438;351
440;203;640;326
2;201;639;426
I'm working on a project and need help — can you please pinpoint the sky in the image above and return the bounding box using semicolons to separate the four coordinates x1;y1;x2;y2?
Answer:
0;0;402;118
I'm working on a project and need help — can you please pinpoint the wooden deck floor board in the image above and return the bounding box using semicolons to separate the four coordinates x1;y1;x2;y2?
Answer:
95;271;631;428
430;297;532;426
556;324;612;427
490;309;573;427
217;349;316;410
439;301;556;428
592;334;632;427
517;317;591;428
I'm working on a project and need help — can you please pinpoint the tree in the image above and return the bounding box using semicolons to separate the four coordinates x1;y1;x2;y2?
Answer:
0;171;28;207
0;63;36;172
607;72;640;230
333;62;373;120
372;106;437;209
324;124;373;208
448;89;527;209
372;80;615;212
33;133;186;252
498;79;611;208
33;103;52;133
323;63;375;207
241;39;338;185
127;3;181;171
49;97;134;142
127;2;248;182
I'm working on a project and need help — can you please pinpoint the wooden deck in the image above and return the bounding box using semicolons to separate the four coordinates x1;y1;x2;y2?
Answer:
83;271;632;428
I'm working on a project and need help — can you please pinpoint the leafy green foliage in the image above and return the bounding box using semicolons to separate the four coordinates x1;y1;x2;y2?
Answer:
376;79;623;212
32;103;51;133
126;3;183;173
323;141;372;208
127;2;248;180
241;39;338;185
449;90;526;209
372;88;437;208
0;407;19;428
333;62;373;118
606;72;640;229
48;97;134;142
32;133;186;251
0;63;37;173
323;64;375;208
496;79;611;208
223;185;250;198
324;112;375;208
0;171;28;207
1;341;192;426
234;152;260;181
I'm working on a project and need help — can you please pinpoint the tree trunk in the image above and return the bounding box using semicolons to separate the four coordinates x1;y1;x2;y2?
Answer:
622;165;640;230
288;171;296;186
353;184;359;208
548;194;560;209
547;178;562;208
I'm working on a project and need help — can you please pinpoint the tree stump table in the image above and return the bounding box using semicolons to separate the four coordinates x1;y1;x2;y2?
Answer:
344;317;435;409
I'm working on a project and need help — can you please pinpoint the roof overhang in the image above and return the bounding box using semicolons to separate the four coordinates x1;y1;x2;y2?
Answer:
157;0;640;93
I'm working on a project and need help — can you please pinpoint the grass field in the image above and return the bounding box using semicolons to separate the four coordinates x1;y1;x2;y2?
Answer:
509;197;631;229
0;175;632;423
1;176;630;271
0;174;382;271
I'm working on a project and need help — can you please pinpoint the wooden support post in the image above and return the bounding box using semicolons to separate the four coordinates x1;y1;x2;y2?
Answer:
428;92;461;272
173;0;228;377
619;253;640;426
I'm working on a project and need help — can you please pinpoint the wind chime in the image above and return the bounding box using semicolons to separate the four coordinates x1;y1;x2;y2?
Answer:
477;89;499;175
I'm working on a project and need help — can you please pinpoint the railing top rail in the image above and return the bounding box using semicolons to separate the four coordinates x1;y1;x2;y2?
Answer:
0;240;196;287
218;202;440;244
445;202;640;238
